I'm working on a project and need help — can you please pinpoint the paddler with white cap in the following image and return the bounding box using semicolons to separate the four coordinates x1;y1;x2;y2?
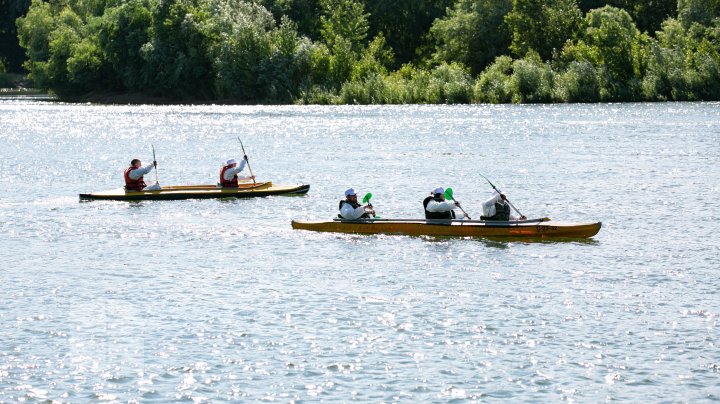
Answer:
423;187;459;219
338;188;375;220
219;156;255;187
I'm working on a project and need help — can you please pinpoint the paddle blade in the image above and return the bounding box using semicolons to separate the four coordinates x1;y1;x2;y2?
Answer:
444;187;454;200
362;192;372;204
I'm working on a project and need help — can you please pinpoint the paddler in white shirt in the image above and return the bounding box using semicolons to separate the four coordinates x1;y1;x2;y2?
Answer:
481;189;526;221
423;187;459;219
338;188;375;220
220;157;255;187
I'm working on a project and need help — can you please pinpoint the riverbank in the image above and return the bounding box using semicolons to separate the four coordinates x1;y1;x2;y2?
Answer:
0;73;48;97
60;91;260;105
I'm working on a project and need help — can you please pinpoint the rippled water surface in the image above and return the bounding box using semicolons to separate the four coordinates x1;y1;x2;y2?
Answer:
1;100;719;401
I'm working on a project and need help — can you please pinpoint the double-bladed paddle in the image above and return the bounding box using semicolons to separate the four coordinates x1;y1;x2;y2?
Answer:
237;137;257;185
444;187;470;219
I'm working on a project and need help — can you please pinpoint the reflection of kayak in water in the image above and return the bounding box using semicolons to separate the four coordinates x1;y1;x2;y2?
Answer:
291;217;601;239
80;181;310;201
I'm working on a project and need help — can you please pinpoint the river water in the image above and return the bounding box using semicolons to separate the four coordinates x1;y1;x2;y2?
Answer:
0;99;718;401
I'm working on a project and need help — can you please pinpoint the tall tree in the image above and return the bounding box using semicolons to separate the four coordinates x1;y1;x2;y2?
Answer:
363;0;453;66
430;0;512;75
561;6;644;99
678;0;720;28
254;0;323;40
579;0;677;34
505;0;583;61
612;0;676;34
319;0;368;52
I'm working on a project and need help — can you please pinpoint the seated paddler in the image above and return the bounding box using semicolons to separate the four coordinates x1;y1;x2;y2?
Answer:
124;158;156;191
423;187;459;219
338;188;375;220
220;157;254;187
481;189;526;221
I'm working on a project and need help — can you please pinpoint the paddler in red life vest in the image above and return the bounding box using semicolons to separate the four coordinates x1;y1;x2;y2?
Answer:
124;158;156;191
338;188;375;220
423;187;459;219
219;157;254;187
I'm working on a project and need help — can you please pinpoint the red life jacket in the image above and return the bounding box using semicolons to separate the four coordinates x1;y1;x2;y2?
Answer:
220;165;238;187
124;166;146;191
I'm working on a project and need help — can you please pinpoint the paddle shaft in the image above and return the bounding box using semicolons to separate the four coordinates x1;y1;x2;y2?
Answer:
363;193;376;218
238;137;256;185
151;144;159;184
450;196;470;219
479;173;524;218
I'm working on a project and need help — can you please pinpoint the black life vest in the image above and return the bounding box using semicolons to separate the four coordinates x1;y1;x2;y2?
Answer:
423;196;455;219
124;166;146;191
338;200;371;219
482;202;511;221
220;165;238;187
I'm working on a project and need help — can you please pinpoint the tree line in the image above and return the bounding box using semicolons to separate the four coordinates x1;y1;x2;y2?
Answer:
3;0;720;103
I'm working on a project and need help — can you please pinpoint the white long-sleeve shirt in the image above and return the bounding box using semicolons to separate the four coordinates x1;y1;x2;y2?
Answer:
339;202;370;220
482;192;519;220
425;199;457;213
128;164;154;180
223;160;248;181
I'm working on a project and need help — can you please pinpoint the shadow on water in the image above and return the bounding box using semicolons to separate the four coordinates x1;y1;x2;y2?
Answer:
420;235;601;248
329;232;601;248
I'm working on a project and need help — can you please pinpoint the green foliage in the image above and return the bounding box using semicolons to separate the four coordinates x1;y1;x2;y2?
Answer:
255;0;322;39
140;0;218;98
97;0;153;90
363;0;453;66
612;0;677;35
425;62;474;103
560;6;645;100
10;0;720;103
351;34;393;81
430;0;512;75
505;0;582;61
474;55;514;103
554;60;600;102
335;62;473;104
678;0;720;29
204;1;276;100
646;17;720;100
507;53;554;103
579;0;677;35
319;0;368;53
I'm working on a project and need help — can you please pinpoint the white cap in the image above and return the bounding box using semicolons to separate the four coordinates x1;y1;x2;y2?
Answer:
226;159;236;165
344;188;356;197
433;187;444;195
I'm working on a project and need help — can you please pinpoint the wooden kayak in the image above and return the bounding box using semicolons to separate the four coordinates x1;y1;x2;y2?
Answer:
291;218;601;239
80;181;310;201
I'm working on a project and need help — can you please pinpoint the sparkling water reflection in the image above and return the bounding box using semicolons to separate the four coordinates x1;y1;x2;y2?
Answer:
1;100;719;401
